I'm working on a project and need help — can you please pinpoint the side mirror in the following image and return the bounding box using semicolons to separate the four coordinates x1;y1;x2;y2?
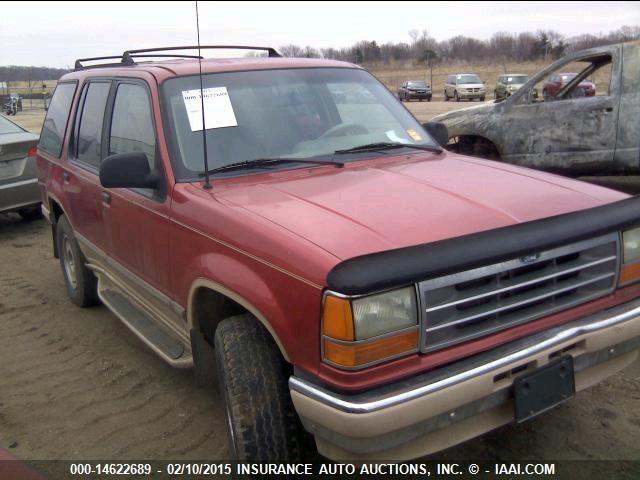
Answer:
422;122;449;147
99;152;159;189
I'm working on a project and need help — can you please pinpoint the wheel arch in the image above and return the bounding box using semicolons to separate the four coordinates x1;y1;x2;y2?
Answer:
455;133;503;160
187;278;291;363
47;194;70;258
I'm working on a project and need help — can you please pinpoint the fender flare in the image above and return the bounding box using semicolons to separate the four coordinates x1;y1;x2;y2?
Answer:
187;277;291;362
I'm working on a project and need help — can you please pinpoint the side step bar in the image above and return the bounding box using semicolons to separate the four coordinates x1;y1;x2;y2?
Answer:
98;288;193;368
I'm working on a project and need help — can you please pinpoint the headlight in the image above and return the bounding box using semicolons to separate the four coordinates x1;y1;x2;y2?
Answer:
623;227;640;263
352;287;417;339
322;287;419;368
621;227;640;285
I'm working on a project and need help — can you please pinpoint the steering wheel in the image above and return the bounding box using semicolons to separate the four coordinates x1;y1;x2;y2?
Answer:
319;122;369;139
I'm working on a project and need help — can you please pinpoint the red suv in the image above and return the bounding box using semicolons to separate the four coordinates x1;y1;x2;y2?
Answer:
542;72;596;100
38;46;640;462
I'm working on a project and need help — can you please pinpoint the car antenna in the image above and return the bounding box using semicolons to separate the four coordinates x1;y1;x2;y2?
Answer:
195;1;212;190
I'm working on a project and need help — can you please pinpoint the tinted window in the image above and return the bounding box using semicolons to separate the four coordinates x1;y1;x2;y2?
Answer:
77;82;110;167
109;83;156;169
39;82;76;156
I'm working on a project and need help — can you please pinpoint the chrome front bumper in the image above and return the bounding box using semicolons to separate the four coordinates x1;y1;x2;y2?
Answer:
290;298;640;460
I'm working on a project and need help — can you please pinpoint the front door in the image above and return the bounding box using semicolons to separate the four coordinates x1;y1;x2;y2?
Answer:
503;47;622;175
100;80;174;315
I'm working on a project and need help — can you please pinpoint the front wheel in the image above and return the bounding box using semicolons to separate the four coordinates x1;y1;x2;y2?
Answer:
454;91;460;102
480;96;485;102
56;215;99;307
444;90;449;101
215;314;309;461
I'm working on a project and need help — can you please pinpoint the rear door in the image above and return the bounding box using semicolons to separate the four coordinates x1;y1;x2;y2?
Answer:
64;80;112;249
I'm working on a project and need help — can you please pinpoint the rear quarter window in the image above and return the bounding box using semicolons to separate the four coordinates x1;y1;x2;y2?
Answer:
39;82;77;157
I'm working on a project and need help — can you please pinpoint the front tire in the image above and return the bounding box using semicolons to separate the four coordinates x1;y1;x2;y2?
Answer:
454;91;460;102
56;215;99;307
214;314;308;461
444;90;449;101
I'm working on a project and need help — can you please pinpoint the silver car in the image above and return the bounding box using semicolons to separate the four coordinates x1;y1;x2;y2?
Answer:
444;74;486;102
0;114;41;219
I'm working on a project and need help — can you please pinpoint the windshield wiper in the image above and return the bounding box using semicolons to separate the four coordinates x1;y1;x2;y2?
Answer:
334;142;443;155
199;157;344;176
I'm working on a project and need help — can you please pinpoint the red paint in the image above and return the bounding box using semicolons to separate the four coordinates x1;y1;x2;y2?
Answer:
38;58;636;392
542;72;597;98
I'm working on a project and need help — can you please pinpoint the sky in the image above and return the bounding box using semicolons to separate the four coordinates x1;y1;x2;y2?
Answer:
1;1;639;68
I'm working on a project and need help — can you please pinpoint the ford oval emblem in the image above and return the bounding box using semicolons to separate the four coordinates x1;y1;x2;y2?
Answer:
520;253;540;264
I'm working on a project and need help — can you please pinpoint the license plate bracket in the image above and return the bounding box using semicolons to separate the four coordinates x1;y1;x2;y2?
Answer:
514;356;575;423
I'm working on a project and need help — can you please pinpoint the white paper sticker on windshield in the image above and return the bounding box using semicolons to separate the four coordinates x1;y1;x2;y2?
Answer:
182;87;238;131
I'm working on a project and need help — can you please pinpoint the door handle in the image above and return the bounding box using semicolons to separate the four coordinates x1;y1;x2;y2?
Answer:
62;171;71;183
101;191;111;206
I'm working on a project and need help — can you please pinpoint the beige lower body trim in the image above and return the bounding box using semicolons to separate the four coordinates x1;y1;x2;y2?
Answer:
292;313;640;461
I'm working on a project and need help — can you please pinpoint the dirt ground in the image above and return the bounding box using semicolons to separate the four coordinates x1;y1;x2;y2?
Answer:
1;105;639;474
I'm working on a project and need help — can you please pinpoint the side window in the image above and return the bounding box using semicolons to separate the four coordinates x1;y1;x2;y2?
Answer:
527;54;613;104
76;82;110;168
109;83;156;170
39;82;76;157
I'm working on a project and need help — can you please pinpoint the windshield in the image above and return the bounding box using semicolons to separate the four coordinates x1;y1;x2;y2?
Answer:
162;68;437;179
506;75;528;84
561;73;577;82
457;74;482;84
407;81;427;88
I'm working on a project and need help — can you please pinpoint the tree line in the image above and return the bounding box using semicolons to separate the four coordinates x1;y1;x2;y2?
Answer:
0;65;70;83
2;25;639;82
276;25;640;64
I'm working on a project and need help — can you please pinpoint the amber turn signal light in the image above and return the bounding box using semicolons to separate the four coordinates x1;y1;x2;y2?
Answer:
322;295;354;341
620;262;640;285
323;329;418;368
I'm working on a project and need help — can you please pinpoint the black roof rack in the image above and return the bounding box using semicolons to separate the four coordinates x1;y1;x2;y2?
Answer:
74;45;281;71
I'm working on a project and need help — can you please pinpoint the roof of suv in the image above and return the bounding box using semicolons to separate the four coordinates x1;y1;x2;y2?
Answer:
61;56;360;83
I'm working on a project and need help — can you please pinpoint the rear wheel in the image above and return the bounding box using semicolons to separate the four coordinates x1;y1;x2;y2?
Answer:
56;215;99;307
214;314;310;461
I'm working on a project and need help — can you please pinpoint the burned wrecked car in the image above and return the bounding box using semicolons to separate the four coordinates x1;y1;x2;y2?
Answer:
432;41;639;176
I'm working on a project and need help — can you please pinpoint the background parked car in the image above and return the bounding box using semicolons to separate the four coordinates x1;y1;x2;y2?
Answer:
398;80;432;102
444;73;486;102
0;114;41;220
494;74;530;100
542;73;596;100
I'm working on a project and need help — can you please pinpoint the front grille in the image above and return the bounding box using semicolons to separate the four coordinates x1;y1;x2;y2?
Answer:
419;233;619;352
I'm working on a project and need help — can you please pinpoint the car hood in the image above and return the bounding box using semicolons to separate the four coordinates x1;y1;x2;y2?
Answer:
215;153;625;261
431;102;497;133
457;83;485;89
